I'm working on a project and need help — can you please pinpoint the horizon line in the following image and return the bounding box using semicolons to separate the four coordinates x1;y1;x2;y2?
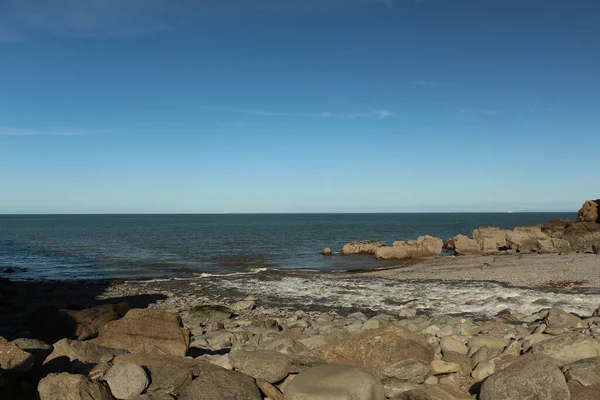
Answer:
0;211;578;216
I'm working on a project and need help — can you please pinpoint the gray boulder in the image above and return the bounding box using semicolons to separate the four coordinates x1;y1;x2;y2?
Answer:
104;363;149;399
480;356;569;400
38;372;113;400
146;365;192;395
562;358;600;386
229;350;290;383
187;305;233;323
284;364;385;400
178;369;261;400
530;334;600;365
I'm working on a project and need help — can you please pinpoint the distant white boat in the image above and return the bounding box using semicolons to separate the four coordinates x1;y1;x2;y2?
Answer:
506;210;514;214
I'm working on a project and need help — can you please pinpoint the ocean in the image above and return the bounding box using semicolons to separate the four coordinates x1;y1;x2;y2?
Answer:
0;213;576;281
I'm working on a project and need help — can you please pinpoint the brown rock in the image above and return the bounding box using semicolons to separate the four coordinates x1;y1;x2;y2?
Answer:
178;369;261;400
310;325;434;377
37;372;113;400
451;234;481;256
0;336;35;374
321;248;332;256
340;240;386;255
229;350;290;383
256;379;284;400
506;226;551;253
569;383;600;400
376;236;443;260
44;338;128;366
112;353;222;376
472;227;508;254
91;309;190;357
67;303;131;340
577;200;600;223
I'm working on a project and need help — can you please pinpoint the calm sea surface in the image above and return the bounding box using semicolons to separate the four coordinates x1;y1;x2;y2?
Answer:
0;213;575;280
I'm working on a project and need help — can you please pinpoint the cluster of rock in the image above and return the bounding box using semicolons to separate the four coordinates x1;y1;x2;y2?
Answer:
4;293;600;400
332;200;600;260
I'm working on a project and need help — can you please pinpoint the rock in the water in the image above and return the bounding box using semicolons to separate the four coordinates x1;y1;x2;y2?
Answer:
340;240;386;255
480;355;570;400
472;227;508;254
310;325;433;377
563;358;600;387
376;236;443;260
0;336;35;374
321;248;332;256
229;350;290;383
530;334;600;365
91;309;190;357
104;363;149;399
178;369;261;400
284;364;385;400
112;353;221;376
578;200;600;223
38;372;113;400
450;234;482;256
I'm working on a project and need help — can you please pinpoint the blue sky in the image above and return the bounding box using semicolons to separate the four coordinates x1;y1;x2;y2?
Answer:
1;0;598;213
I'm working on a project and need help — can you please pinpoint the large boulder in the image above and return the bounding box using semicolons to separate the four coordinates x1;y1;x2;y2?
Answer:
91;309;190;357
229;350;290;383
450;234;481;256
506;226;551;253
0;336;35;374
310;325;434;377
480;356;569;400
38;372;113;400
578;200;600;223
12;338;53;366
112;353;222;376
472;227;508;254
178;369;261;400
376;236;443;260
530;334;600;365
145;365;192;395
340;241;386;255
284;364;385;400
66;303;131;340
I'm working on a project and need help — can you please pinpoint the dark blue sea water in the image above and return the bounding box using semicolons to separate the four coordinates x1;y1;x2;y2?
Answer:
0;213;576;280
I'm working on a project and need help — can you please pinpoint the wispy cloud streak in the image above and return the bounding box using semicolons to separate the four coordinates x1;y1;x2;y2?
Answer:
0;127;90;136
201;105;393;119
412;80;436;86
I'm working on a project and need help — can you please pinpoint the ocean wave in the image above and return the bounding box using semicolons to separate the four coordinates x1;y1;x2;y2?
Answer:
194;267;269;278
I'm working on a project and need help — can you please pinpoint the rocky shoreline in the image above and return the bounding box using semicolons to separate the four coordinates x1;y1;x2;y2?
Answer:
2;270;600;399
334;199;600;259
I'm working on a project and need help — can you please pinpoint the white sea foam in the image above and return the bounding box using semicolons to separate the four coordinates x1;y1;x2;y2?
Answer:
212;276;600;317
195;267;268;279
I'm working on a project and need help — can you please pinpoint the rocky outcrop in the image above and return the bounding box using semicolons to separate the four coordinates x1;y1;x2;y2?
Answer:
340;241;386;255
91;309;190;357
507;226;551;253
449;234;481;256
375;236;443;260
578;200;600;223
178;369;261;400
473;227;509;254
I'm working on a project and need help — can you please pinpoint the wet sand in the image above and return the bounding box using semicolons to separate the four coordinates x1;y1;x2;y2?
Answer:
353;252;600;288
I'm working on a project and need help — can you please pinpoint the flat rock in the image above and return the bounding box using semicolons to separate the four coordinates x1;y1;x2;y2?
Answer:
530;334;600;365
187;305;233;323
480;355;570;400
310;325;433;377
146;365;192;395
44;338;128;367
431;359;461;375
38;372;113;400
440;337;468;355
104;362;149;399
178;369;261;400
67;303;131;340
229;350;290;383
283;364;385;400
379;359;431;384
91;309;190;357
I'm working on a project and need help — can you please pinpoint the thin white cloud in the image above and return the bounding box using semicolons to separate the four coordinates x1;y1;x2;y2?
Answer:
412;80;436;86
0;127;90;136
201;106;392;119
